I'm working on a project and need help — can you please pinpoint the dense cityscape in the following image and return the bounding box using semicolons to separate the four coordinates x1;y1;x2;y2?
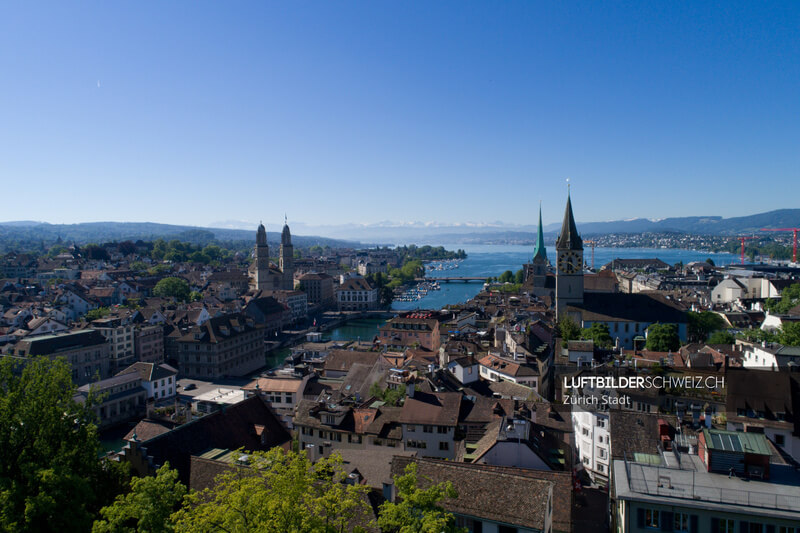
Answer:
1;193;799;532
3;2;800;532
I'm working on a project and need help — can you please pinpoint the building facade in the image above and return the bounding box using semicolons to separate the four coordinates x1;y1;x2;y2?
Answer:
176;313;264;379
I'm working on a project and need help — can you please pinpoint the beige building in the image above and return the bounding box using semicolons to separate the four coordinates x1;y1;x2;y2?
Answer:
336;276;379;311
76;372;147;427
298;272;335;307
5;329;111;385
176;313;264;379
135;324;165;364
91;316;135;372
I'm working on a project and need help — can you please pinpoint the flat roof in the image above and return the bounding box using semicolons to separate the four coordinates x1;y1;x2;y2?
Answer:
613;455;800;520
192;388;246;404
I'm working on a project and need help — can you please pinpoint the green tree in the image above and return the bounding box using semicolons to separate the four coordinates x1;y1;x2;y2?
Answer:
686;311;726;342
84;244;110;260
779;322;800;347
93;464;186;533
129;261;149;273
514;268;525;284
201;244;224;261
708;330;736;345
646;323;681;352
0;357;128;532
369;382;406;406
498;270;514;283
558;315;581;342
705;257;715;267
377;462;464;533
737;328;780;344
47;244;68;258
153;277;190;301
86;307;111;321
188;251;211;264
172;449;371;533
764;283;800;315
151;239;167;261
581;323;612;349
117;241;137;256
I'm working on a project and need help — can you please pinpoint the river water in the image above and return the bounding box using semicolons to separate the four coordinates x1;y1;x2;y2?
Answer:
391;244;737;311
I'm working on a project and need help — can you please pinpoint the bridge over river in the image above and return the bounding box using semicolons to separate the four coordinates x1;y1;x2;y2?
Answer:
418;276;487;283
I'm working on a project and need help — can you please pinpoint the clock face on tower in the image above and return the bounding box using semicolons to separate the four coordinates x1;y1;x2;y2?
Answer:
558;251;581;274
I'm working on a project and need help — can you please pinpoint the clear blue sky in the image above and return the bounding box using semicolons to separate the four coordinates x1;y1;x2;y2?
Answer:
1;1;798;229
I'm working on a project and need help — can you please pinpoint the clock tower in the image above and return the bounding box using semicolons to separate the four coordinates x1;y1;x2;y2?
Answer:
555;191;584;317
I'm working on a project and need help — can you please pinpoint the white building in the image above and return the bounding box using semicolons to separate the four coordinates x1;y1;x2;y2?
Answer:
336;276;379;311
117;362;178;401
446;356;480;385
572;401;611;485
478;352;540;391
742;342;800;371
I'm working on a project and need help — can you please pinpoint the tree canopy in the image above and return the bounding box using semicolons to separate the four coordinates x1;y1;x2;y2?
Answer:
764;283;800;315
581;323;612;349
93;464;186;533
687;311;726;343
646;323;681;352
377;462;464;533
707;330;736;345
153;277;191;301
0;357;129;532
558;315;581;342
780;322;800;347
172;449;372;533
498;270;514;284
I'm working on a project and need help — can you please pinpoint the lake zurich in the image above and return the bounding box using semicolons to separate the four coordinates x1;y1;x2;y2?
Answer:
391;244;737;311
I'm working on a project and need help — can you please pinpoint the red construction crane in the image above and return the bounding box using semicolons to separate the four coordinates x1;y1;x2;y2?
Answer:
760;228;799;263
737;236;756;265
584;240;598;270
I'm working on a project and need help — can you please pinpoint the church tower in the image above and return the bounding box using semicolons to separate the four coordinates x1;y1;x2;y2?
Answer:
279;217;295;290
530;204;548;287
254;222;271;291
555;191;584;317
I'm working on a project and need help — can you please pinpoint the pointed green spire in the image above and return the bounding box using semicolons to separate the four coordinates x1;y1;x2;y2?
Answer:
533;203;547;263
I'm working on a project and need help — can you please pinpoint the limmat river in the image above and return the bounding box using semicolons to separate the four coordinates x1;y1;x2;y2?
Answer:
391;244;737;311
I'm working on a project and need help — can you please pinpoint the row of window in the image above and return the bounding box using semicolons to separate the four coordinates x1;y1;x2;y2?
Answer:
407;425;449;434
639;508;798;533
265;393;294;404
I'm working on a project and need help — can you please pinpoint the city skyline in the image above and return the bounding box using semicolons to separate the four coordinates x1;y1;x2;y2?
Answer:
2;1;798;227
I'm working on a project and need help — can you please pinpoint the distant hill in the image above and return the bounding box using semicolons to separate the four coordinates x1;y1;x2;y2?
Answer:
356;209;800;244
1;208;797;248
0;221;359;249
561;209;800;236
